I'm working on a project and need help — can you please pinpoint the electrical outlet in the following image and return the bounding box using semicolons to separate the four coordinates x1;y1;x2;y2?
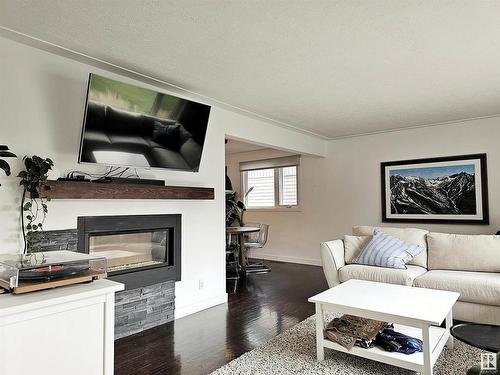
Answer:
198;279;204;290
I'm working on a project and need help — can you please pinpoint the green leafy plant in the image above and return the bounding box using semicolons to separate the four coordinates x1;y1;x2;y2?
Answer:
225;187;253;227
17;155;54;253
0;145;16;186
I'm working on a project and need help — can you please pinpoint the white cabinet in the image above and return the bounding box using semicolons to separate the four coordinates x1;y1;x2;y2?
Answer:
0;279;124;375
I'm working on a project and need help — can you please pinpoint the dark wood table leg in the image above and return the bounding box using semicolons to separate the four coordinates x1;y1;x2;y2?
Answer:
238;233;246;276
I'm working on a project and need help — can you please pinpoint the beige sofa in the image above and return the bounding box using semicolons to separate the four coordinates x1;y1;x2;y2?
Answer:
320;225;500;325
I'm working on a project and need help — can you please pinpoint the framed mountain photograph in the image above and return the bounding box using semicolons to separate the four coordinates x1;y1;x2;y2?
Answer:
381;154;488;224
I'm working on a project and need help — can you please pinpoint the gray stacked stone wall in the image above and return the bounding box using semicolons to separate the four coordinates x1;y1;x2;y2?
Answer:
30;228;175;339
115;280;175;339
30;229;78;252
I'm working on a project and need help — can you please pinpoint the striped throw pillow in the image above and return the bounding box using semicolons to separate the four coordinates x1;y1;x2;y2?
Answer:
355;230;423;269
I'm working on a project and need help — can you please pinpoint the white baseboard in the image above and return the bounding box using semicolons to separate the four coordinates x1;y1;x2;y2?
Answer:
175;293;228;320
249;251;322;266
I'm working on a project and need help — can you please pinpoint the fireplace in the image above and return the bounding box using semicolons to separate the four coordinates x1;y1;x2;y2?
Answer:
77;214;181;289
88;230;170;272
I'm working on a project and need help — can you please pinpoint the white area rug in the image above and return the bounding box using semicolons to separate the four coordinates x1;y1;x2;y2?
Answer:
211;315;482;374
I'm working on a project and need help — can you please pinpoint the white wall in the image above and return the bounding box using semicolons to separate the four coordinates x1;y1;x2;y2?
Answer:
226;148;328;265
0;36;325;318
227;120;500;266
226;148;294;197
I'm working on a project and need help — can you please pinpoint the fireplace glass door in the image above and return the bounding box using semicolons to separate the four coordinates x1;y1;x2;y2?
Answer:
88;230;169;272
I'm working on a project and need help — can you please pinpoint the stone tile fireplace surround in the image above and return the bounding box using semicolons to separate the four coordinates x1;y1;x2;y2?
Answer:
30;213;180;338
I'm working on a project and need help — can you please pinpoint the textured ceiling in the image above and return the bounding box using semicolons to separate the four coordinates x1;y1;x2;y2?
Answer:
1;1;500;138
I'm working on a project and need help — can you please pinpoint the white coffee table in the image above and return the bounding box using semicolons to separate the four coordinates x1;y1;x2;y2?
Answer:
308;279;459;375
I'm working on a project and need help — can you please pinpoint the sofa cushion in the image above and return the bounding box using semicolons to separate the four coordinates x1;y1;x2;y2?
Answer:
105;105;146;135
179;138;202;170
344;235;371;264
151;121;180;150
149;147;190;170
338;264;427;286
414;270;500;306
178;126;194;145
353;225;428;268
355;230;424;269
82;130;111;146
85;101;107;131
107;134;150;150
427;232;500;272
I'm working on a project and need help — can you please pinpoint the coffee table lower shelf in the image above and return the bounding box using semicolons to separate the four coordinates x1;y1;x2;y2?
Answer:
321;324;449;373
309;280;459;375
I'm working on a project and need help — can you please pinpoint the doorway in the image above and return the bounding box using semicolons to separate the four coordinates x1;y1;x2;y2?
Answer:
224;137;300;292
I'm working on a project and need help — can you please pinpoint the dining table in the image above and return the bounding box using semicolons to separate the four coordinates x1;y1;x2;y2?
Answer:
226;226;260;275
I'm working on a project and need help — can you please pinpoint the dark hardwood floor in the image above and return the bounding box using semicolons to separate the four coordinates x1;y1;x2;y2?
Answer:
115;260;328;375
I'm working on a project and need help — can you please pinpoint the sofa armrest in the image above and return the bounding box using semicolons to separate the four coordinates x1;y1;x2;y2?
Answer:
320;240;346;288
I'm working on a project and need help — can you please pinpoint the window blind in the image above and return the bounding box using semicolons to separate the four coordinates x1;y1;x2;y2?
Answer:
279;166;298;206
245;169;275;207
240;155;300;172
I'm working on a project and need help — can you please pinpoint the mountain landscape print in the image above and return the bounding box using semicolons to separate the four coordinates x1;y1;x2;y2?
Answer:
389;164;476;215
381;154;488;224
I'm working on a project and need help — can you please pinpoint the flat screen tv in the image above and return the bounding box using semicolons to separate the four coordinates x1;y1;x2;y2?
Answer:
79;74;211;171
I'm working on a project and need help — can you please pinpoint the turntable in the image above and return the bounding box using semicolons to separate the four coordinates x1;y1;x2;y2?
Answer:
0;250;107;294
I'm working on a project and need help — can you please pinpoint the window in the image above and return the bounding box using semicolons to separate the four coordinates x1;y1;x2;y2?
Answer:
241;156;299;209
245;168;275;208
279;166;298;206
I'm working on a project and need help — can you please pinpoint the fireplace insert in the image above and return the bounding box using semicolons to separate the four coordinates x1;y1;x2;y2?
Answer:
77;214;181;289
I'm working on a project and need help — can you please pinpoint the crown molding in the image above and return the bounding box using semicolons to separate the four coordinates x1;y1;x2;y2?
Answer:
2;26;494;143
0;26;329;141
328;113;500;141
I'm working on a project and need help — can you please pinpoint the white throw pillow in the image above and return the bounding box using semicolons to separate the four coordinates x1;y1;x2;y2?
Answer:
344;235;372;264
353;225;429;268
355;230;424;269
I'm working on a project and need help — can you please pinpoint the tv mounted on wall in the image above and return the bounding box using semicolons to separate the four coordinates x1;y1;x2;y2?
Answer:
79;74;211;172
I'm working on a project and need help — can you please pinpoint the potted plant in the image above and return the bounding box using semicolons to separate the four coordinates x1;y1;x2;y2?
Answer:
17;155;54;253
225;187;253;227
0;145;16;186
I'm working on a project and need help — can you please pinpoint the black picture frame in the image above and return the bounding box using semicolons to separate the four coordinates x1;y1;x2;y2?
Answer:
381;154;489;224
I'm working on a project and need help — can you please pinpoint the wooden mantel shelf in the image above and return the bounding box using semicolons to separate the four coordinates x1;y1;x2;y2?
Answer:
40;180;214;200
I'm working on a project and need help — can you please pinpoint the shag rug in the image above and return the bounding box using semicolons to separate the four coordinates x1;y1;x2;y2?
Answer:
210;314;483;375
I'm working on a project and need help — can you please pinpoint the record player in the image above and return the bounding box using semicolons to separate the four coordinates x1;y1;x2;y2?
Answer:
0;250;107;294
